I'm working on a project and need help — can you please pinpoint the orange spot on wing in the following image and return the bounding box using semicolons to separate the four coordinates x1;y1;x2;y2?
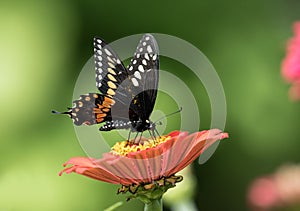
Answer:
96;117;104;123
97;113;107;118
103;97;115;107
93;108;102;113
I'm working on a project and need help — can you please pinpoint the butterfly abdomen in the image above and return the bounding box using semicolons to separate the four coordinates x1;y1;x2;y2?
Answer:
100;120;131;131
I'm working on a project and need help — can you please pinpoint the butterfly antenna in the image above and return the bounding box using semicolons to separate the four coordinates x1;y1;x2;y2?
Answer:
51;110;62;114
156;121;163;126
154;107;182;124
51;109;71;116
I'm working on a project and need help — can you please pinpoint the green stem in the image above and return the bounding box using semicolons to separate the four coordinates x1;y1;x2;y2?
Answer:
144;198;163;211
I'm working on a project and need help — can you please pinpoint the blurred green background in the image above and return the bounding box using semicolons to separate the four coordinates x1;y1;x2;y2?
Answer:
1;0;300;210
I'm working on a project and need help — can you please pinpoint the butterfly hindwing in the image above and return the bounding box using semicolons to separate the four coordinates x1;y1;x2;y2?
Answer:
68;93;114;126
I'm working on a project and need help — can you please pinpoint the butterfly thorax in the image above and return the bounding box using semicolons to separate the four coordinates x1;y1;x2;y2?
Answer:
131;119;154;132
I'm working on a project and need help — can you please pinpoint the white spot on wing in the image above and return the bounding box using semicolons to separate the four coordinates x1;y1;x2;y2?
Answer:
131;78;139;86
147;45;153;53
107;56;114;63
108;62;115;68
138;65;145;72
98;75;103;80
145;53;150;60
139;48;143;52
129;66;133;71
104;49;112;56
145;36;150;41
133;60;137;64
142;59;147;65
134;71;141;79
152;54;157;60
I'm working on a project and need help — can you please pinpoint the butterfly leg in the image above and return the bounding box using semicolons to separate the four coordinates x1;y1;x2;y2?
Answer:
154;128;161;138
151;129;157;140
133;132;140;144
127;130;132;142
138;131;143;143
148;130;155;140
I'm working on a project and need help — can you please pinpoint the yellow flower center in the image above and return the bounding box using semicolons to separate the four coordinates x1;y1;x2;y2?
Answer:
112;135;171;156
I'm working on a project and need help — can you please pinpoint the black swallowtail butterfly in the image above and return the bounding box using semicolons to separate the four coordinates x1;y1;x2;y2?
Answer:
54;34;160;141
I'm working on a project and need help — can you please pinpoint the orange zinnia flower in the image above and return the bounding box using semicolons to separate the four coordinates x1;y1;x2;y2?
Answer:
60;129;228;204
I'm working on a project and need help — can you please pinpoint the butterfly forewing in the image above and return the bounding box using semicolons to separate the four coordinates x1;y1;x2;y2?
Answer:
126;34;159;121
107;34;159;125
94;37;128;98
64;34;159;133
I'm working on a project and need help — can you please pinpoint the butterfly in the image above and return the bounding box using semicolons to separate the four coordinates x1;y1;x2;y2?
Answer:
53;34;160;142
